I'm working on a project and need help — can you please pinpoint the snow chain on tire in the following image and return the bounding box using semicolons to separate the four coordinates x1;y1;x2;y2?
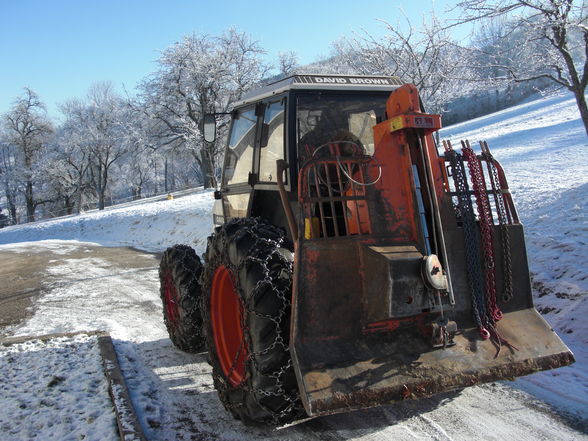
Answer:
159;244;205;352
201;217;303;425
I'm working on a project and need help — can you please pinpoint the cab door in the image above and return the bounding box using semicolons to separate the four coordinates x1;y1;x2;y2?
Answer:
220;98;287;220
220;104;261;219
257;98;286;185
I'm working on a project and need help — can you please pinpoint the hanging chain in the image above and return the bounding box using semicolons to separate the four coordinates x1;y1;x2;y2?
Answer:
480;141;514;303
443;140;490;339
462;140;503;323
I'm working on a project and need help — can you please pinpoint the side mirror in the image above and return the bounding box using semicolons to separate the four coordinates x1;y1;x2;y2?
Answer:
203;114;216;143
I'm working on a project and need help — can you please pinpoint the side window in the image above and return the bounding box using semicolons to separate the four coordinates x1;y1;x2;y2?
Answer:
259;100;285;183
223;107;256;186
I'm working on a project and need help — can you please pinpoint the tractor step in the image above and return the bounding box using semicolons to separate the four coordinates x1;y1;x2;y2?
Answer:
291;308;574;417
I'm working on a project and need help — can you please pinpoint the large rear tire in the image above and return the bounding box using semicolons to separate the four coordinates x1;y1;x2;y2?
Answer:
201;218;301;425
159;244;205;352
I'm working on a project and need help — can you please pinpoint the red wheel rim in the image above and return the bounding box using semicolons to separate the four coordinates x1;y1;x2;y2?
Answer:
210;265;247;386
163;271;179;327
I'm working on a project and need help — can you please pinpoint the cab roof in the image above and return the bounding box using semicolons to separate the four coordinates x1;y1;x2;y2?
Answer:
233;74;404;108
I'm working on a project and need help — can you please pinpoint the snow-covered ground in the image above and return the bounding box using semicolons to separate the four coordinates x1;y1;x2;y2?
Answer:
442;92;588;423
0;188;215;252
0;91;586;440
0;334;118;441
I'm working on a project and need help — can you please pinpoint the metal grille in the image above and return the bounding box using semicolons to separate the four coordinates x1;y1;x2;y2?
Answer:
299;142;378;238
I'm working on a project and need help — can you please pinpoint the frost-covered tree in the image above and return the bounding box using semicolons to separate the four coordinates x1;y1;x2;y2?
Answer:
108;104;161;199
139;29;269;188
41;145;81;216
51;109;94;214
334;14;473;112
87;83;131;209
60;83;130;210
0;139;20;224
457;0;588;136
278;51;300;77
470;16;517;83
117;152;156;199
1;88;54;222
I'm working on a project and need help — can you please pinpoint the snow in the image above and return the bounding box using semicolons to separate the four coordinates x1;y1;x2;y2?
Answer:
0;91;587;439
0;188;215;253
442;91;588;423
0;334;118;441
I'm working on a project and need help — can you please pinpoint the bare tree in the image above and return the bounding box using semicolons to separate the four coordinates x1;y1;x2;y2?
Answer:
60;83;130;210
457;0;588;136
53;103;94;213
0;139;19;224
139;29;269;188
334;13;473;112
278;51;300;77
1;88;54;222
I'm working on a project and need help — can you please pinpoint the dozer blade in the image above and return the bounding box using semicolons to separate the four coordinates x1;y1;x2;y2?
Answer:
290;240;575;418
292;308;573;416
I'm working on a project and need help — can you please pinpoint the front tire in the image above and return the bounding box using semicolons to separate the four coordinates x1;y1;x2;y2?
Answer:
201;218;301;425
159;244;205;352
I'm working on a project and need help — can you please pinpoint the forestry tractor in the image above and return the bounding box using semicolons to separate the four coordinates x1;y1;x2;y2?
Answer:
158;74;574;425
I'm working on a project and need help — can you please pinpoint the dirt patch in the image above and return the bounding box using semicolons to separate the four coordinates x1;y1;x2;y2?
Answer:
0;243;159;337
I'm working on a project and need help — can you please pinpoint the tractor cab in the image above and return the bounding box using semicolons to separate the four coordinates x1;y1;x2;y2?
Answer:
209;74;404;231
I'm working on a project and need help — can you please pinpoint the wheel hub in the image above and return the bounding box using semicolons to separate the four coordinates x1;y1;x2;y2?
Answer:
210;265;247;386
163;272;179;327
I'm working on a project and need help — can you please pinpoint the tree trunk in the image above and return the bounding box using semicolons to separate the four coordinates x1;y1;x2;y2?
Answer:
77;174;84;214
164;158;169;192
64;195;74;215
572;88;588;138
25;180;35;223
7;193;17;225
98;163;108;210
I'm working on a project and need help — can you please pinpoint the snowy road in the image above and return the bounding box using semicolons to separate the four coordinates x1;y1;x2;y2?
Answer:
1;241;586;441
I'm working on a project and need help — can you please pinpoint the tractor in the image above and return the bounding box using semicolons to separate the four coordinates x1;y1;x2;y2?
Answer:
158;74;574;425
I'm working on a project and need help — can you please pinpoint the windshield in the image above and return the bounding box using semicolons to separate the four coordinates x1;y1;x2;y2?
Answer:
296;93;389;159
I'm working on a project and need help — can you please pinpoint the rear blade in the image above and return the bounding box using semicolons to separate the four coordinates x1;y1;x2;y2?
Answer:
291;307;573;416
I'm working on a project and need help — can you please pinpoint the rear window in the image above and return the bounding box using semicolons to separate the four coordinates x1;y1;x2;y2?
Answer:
296;93;388;157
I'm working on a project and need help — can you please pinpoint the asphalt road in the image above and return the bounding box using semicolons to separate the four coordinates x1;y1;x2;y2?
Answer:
0;243;159;338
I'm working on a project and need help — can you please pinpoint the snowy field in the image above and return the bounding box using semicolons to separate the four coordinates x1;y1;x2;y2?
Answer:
0;91;586;440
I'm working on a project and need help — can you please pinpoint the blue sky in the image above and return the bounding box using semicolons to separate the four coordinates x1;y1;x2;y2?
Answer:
0;0;466;119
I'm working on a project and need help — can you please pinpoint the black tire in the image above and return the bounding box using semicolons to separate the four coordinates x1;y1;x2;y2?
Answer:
201;218;302;425
159;244;205;352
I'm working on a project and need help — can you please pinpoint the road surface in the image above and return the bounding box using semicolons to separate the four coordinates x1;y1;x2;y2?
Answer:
1;241;586;441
